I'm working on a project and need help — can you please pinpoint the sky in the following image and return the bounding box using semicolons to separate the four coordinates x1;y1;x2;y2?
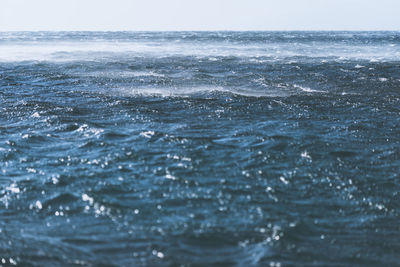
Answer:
1;0;400;31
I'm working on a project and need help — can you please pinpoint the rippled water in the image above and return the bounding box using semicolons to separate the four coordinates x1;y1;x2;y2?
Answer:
0;31;400;266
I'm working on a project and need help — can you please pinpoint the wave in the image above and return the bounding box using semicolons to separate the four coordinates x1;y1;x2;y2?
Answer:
111;85;326;98
1;33;399;62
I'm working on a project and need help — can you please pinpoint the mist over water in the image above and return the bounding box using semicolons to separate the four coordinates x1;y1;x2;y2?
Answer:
1;32;400;266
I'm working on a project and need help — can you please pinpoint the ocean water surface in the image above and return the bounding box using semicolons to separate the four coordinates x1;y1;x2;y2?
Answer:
0;31;400;266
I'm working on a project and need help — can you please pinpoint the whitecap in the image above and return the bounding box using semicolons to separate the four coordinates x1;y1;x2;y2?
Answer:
292;84;323;93
140;131;155;138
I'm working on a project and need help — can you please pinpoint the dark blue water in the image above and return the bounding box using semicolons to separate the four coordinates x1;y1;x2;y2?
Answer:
1;31;400;266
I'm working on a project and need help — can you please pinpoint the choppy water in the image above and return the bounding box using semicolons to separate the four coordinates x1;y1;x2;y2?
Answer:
0;31;400;266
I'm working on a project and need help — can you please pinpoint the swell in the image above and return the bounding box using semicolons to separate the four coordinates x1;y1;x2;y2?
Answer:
1;31;400;266
2;57;400;98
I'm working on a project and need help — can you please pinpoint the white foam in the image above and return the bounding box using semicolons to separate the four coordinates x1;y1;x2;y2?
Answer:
1;38;399;62
118;86;236;97
292;84;323;93
106;83;320;98
85;70;164;78
6;183;20;194
140;131;155;138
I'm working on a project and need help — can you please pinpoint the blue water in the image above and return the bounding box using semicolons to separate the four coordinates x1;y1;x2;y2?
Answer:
0;31;400;266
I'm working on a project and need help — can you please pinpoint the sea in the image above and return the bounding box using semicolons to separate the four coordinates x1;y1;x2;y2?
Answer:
0;31;399;266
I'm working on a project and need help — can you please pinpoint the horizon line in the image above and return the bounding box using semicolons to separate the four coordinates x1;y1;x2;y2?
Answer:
1;29;400;32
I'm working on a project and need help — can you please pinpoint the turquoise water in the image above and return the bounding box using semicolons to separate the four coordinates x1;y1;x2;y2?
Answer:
0;32;400;266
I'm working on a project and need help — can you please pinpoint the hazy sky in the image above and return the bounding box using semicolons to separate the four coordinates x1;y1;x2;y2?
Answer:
1;0;400;31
